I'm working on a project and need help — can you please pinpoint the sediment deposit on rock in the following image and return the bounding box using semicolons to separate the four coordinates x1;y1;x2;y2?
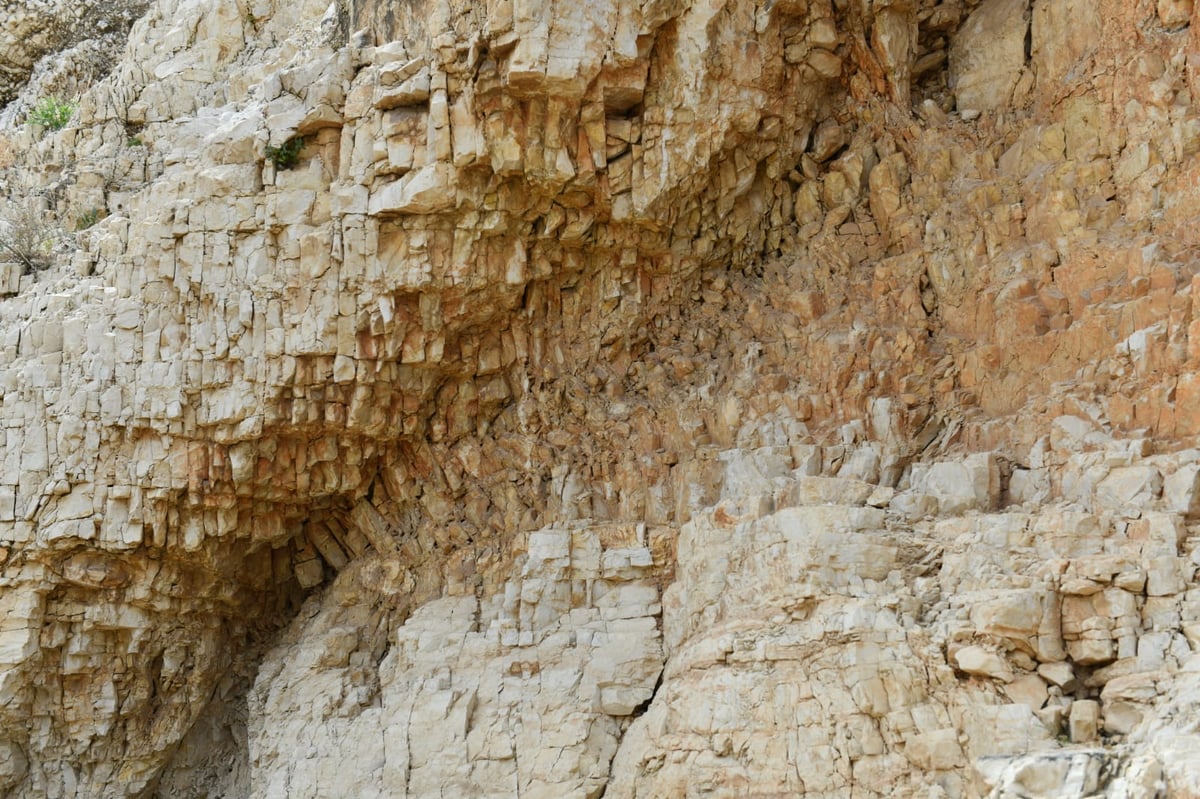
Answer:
2;0;1200;796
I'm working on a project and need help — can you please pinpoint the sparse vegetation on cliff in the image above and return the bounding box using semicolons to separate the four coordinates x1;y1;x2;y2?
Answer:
26;96;75;133
265;136;304;169
75;208;102;231
0;200;63;273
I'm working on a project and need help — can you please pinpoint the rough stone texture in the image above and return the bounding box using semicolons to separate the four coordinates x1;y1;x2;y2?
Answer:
949;0;1030;114
2;0;1200;797
247;524;662;799
0;0;149;108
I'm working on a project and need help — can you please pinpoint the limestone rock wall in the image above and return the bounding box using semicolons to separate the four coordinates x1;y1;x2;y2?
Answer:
247;524;662;799
0;0;150;111
1;0;1200;797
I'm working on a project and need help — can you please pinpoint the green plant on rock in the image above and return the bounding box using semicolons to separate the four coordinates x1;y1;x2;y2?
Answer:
125;122;146;148
26;96;76;133
265;136;305;170
75;208;102;231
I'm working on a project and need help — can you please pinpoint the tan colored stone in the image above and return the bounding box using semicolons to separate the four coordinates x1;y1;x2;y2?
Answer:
1102;700;1144;735
1069;700;1101;743
905;729;965;771
1094;465;1163;515
1005;673;1050;710
954;645;1014;682
2;0;1200;794
1032;0;1102;99
1164;464;1200;517
1158;0;1193;28
909;453;1000;515
1037;661;1077;690
949;0;1030;114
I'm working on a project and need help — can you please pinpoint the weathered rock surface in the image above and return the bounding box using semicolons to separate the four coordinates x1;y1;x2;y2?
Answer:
0;0;149;109
949;0;1031;114
2;0;1200;796
247;524;662;799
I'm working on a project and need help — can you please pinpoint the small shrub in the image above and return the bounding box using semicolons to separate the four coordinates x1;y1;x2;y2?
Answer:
265;136;305;170
75;208;102;231
124;123;145;147
26;96;76;133
0;201;63;273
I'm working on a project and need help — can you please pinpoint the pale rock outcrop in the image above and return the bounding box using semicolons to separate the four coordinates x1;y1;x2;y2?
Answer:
0;0;864;791
949;0;1030;114
1;0;1200;796
248;524;662;799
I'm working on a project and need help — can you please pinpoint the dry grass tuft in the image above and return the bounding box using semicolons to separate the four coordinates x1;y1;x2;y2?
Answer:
0;199;63;273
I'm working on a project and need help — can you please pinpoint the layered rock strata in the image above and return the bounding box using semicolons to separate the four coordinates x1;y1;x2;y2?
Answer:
1;0;1200;797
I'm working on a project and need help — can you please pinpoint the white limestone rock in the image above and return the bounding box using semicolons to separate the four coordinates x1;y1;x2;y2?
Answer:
954;645;1014;682
909;453;1001;516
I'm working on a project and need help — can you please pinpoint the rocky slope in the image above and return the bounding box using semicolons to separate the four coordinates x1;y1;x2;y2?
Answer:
1;0;1200;796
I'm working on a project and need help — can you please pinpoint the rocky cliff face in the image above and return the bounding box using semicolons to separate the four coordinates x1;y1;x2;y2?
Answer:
2;0;1200;796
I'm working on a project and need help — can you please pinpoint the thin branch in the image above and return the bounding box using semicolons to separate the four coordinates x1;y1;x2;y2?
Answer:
0;235;36;273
